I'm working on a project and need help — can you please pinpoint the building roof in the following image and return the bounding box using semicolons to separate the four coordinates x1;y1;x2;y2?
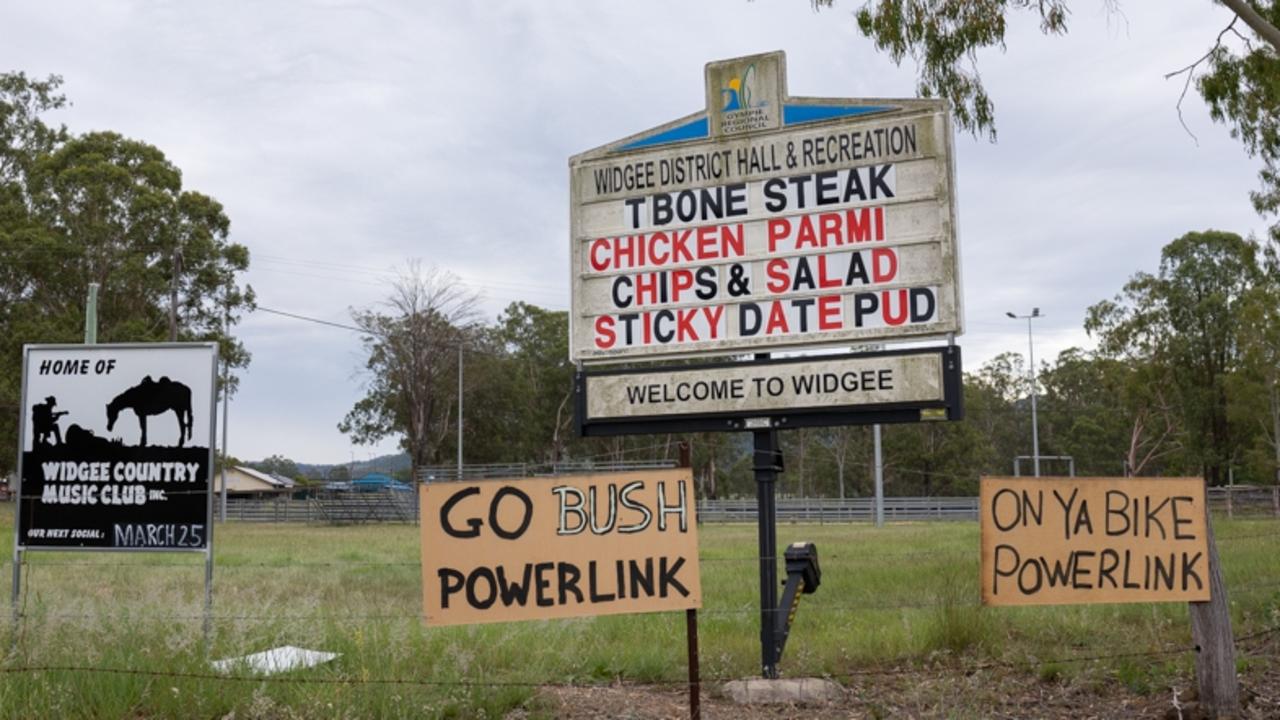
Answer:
235;466;295;489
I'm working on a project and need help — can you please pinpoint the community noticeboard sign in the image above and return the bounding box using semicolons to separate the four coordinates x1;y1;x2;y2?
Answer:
569;50;961;363
15;344;217;551
980;477;1210;607
420;470;701;626
577;345;962;435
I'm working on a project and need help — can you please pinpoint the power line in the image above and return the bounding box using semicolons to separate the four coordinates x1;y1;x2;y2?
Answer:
254;306;373;335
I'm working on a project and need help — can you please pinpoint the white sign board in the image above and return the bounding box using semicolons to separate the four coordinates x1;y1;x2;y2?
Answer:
16;343;217;550
585;352;943;421
570;51;961;363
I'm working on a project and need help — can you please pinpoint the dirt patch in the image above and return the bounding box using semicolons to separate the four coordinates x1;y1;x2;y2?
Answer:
528;652;1280;719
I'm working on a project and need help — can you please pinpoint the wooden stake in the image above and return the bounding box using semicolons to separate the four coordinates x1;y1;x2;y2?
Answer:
1188;485;1239;717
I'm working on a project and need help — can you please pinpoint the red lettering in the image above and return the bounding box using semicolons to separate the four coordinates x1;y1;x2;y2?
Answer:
883;289;908;326
703;305;724;338
671;269;694;301
594;316;616;349
819;213;842;246
696;226;717;259
765;302;789;334
590;239;611;271
616;236;636;268
648;232;668;265
872;248;897;283
671;230;693;262
846;208;872;243
818;296;841;330
768;218;792;253
766;259;789;294
722;224;745;258
795;215;817;249
676;309;697;341
874;207;885;241
635;273;660;306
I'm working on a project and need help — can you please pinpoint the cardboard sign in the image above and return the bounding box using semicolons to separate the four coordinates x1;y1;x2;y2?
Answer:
980;477;1210;606
569;50;961;363
16;344;217;551
420;470;701;626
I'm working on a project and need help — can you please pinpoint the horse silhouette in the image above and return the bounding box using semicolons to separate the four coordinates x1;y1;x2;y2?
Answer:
106;376;193;447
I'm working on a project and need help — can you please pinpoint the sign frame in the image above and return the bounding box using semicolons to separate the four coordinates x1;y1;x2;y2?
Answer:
576;345;962;437
568;50;963;365
12;342;218;554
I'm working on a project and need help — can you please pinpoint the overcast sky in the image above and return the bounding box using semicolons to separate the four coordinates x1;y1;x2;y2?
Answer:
4;1;1265;464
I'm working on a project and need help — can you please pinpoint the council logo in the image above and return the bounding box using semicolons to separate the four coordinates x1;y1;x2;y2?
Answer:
721;63;764;112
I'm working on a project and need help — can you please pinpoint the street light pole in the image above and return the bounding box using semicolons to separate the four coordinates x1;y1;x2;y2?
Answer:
1006;309;1042;477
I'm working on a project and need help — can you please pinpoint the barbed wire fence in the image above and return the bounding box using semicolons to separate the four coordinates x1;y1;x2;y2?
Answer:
1;529;1277;708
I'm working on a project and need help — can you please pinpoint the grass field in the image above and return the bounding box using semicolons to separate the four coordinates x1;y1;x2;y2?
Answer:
0;511;1277;718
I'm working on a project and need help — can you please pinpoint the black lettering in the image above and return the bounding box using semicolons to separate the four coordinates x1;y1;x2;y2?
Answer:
440;487;482;539
489;487;533;540
1181;551;1204;591
658;556;689;598
630;557;655;598
589;560;616;603
496;564;532;606
992;544;1018;595
762;178;787;213
534;562;554;607
465;567;497;609
1098;549;1120;588
1171;496;1196;539
438;568;465;608
558;562;583;604
694;266;717;300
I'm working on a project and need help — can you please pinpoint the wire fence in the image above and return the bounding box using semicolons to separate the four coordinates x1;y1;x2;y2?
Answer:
2;504;1278;714
141;485;1280;525
0;624;1277;690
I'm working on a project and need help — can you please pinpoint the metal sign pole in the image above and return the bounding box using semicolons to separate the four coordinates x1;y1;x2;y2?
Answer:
753;424;782;678
8;543;19;648
686;608;701;719
873;424;885;527
205;349;219;651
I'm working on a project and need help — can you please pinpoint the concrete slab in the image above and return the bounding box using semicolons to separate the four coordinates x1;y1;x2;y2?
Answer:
722;677;844;705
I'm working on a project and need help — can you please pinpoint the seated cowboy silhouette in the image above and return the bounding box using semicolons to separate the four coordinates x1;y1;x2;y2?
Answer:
32;396;67;446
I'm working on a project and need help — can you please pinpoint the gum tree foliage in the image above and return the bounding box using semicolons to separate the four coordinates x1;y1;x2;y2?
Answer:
0;72;253;476
453;302;578;465
1037;347;1183;476
1230;248;1280;482
1086;230;1262;485
341;264;479;479
814;1;1280;237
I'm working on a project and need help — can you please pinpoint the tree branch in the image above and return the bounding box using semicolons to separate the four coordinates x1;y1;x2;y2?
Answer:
1164;16;1239;145
1220;0;1280;51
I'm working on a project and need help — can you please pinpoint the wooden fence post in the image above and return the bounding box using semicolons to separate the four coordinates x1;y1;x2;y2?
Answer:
1188;490;1239;717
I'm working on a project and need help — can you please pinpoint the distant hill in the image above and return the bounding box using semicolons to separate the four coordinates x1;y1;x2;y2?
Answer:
296;452;411;479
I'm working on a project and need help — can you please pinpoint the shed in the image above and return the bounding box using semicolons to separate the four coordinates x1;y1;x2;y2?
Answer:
214;465;296;497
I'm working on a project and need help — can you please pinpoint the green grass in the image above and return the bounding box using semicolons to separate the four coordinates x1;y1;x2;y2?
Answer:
0;513;1276;718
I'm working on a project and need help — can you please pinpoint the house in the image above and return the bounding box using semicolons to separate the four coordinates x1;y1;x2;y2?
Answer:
213;465;297;498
